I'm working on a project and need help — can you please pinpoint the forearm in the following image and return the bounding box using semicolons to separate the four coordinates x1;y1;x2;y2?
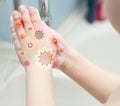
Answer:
60;48;120;103
26;65;56;106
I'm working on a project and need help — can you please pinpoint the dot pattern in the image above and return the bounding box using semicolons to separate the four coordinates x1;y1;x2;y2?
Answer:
15;19;24;27
59;48;64;53
52;37;57;45
23;60;30;67
28;43;33;48
20;34;26;39
20;51;25;56
28;27;33;30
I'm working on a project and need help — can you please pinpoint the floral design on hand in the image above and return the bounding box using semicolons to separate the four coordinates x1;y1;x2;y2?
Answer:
37;48;55;68
10;5;67;70
10;5;57;69
28;43;33;48
35;30;44;40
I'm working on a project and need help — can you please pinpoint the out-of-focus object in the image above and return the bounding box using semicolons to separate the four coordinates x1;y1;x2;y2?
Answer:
0;0;7;6
13;0;20;10
86;0;98;23
105;0;120;33
95;0;107;21
13;0;51;26
38;0;51;26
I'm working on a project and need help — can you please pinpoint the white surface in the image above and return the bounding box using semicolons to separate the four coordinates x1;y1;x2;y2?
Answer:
64;21;120;74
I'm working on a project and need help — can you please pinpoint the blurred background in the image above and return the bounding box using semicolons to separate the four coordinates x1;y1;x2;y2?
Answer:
0;0;120;106
0;0;107;42
0;0;83;41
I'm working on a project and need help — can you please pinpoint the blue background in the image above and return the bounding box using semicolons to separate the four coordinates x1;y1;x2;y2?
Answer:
0;0;82;42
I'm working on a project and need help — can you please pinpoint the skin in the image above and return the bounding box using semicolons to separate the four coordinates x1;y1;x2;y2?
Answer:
105;0;120;33
10;5;57;106
42;13;120;103
10;1;120;105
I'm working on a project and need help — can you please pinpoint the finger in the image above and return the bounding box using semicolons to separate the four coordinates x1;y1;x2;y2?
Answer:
44;22;67;46
18;5;34;35
10;25;21;51
42;21;53;39
29;7;43;31
12;11;27;44
42;22;65;54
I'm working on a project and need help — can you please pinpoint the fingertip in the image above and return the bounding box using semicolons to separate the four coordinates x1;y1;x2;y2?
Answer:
28;6;36;14
28;6;36;10
12;11;20;20
12;11;19;16
10;25;15;33
18;4;26;11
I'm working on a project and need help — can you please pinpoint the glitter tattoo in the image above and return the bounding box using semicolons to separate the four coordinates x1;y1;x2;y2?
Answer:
28;27;33;30
37;48;55;67
59;48;64;53
20;34;26;39
52;37;58;45
15;19;24;27
20;51;25;56
23;60;30;67
34;30;44;40
28;43;33;48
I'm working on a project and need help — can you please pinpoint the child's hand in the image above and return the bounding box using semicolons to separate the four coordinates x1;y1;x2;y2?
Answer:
10;5;56;70
42;21;72;70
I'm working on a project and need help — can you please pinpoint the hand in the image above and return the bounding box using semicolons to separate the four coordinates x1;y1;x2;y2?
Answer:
42;20;73;70
10;5;56;70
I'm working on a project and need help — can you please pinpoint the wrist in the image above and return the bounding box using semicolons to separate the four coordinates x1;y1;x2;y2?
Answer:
25;62;53;73
59;47;76;72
